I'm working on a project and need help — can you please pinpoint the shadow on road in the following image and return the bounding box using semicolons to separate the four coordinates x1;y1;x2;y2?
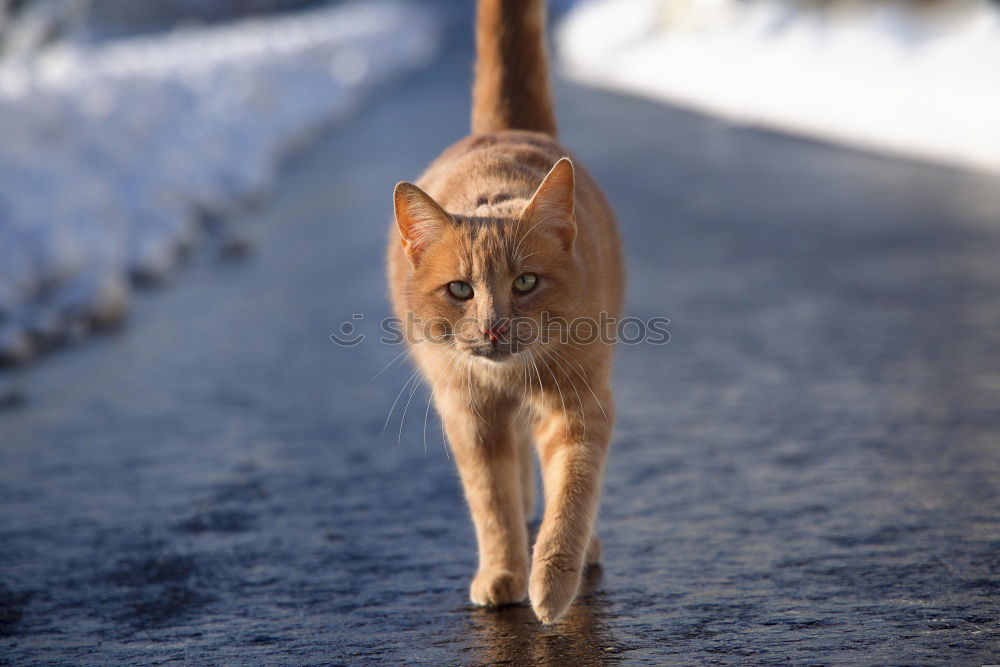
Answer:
468;567;625;665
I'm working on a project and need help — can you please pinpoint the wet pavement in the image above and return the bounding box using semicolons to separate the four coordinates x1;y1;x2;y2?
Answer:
2;13;1000;666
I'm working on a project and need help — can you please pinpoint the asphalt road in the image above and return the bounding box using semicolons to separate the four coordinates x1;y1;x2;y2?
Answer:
2;14;1000;665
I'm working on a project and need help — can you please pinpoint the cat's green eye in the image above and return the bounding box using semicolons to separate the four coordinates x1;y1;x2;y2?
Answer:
513;273;538;293
448;281;473;300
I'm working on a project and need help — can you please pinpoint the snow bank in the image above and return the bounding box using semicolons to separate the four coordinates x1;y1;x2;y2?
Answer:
556;0;1000;174
0;1;439;364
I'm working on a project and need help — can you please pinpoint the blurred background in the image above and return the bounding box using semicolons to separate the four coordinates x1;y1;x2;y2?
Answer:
0;0;439;367
1;0;998;663
559;0;1000;172
0;0;997;368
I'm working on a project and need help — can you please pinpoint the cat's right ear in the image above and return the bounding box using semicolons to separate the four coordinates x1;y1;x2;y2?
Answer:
393;182;450;265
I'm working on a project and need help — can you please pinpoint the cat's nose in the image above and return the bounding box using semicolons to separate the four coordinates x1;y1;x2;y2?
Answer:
483;320;509;343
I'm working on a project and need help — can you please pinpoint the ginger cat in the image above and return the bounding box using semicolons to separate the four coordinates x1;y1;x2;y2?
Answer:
386;0;623;624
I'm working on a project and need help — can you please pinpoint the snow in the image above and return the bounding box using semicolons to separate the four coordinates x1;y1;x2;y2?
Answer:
0;0;439;364
556;0;1000;174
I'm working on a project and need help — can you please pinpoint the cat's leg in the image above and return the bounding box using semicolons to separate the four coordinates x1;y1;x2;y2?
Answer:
439;392;530;607
528;385;613;623
515;414;536;522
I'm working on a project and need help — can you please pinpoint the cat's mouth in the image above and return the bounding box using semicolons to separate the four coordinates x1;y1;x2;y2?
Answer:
467;344;519;362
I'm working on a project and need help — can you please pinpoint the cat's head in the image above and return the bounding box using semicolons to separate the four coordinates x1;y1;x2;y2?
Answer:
394;158;579;363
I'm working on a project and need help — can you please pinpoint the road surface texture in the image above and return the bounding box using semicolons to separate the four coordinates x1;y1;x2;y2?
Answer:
2;9;999;665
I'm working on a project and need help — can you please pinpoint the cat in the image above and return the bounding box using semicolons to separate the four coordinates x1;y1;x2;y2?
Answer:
386;0;623;624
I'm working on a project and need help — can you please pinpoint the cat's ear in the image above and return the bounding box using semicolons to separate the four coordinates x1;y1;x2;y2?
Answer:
522;157;576;251
394;182;450;264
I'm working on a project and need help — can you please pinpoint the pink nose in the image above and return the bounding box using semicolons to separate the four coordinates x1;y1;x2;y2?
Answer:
484;321;509;343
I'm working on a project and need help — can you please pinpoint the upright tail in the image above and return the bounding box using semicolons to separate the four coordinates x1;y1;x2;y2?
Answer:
472;0;557;137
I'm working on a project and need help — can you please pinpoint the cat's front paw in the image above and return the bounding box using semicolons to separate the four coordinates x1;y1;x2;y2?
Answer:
470;567;528;607
529;552;583;624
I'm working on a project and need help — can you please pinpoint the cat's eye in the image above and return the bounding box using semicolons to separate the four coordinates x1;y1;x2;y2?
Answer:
513;273;537;293
448;281;473;300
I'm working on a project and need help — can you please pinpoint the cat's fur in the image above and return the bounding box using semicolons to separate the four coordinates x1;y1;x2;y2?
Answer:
386;0;623;624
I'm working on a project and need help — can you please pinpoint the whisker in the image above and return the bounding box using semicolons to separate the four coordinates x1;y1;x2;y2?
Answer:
533;337;608;361
527;349;546;401
513;216;550;259
544;344;610;422
372;345;414;381
423;349;462;455
383;366;423;437
468;361;486;424
398;366;425;447
521;353;532;414
440;351;468;459
535;345;570;437
537;344;586;439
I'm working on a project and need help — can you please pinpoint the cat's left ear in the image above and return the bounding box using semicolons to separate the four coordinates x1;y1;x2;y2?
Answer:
522;157;576;251
394;182;451;265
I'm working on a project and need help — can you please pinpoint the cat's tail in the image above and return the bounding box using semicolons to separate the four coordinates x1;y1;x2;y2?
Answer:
472;0;557;137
